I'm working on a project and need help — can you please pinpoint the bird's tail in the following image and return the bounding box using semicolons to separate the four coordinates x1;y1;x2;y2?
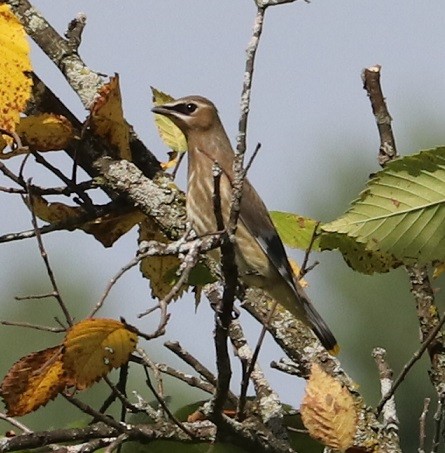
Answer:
303;299;339;354
265;276;339;354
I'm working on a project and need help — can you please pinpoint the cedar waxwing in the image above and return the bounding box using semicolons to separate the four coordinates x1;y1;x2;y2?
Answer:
152;96;337;352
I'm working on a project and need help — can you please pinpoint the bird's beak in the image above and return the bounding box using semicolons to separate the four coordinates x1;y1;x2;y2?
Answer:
151;105;174;116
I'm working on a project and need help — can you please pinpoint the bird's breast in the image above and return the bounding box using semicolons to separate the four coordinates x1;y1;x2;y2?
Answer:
187;149;271;279
187;148;232;236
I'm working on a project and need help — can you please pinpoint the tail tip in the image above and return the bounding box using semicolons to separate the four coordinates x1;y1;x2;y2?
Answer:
328;343;340;356
304;305;339;354
315;328;339;355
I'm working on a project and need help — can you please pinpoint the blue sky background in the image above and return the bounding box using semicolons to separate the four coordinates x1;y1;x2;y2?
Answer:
1;1;445;446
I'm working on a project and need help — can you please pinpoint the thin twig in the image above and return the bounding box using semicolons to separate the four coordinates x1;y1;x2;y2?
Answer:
300;221;321;277
372;347;399;430
131;390;159;421
73;438;115;452
165;340;236;399
377;312;445;415
270;358;301;376
32;151;95;211
0;159;27;190
256;0;300;6
0;185;25;194
90;255;142;318
0;224;61;243
137;238;203;338
25;181;73;327
155;362;217;396
17;150;31;183
91;231;221;318
0;319;65;332
238;302;277;418
418;397;430;453
102;374;139;416
137;348;195;439
0;200;122;245
15;292;57;301
230;6;266;232
164;340;215;377
62;393;126;432
210;163;236;419
362;65;398;166
405;265;445;394
0;180;95;196
229;320;287;440
235;6;265;159
0;412;33;433
91;236;204;341
139;348;165;412
103;433;128;453
171;151;186;180
227;4;269;421
431;396;444;453
243;142;262;175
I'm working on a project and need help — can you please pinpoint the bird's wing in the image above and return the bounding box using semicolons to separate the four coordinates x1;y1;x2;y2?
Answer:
239;178;298;292
212;150;298;293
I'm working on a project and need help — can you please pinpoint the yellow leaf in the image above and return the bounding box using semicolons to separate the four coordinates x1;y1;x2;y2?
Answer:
30;194;142;247
83;208;145;247
8;114;73;157
301;364;357;451
30;194;83;224
151;87;187;153
433;262;445;279
0;135;6;151
89;75;131;160
288;258;308;288
161;150;181;171
0;346;68;416
139;218;187;300
63;318;138;389
0;4;33;145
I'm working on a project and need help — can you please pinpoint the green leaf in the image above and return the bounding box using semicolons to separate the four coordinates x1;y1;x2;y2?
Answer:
270;211;320;250
164;261;216;287
319;232;400;274
269;211;400;274
187;261;217;286
322;147;445;265
151;87;187;152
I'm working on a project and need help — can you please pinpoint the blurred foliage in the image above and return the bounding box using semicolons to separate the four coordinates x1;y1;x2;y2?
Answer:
300;117;445;451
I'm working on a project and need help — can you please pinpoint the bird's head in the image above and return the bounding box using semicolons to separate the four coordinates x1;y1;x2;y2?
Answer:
152;95;220;135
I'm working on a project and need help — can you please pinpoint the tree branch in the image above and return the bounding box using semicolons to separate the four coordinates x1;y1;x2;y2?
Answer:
0;421;213;453
362;65;398;166
363;64;445;415
229;320;288;442
6;0;103;107
372;347;399;431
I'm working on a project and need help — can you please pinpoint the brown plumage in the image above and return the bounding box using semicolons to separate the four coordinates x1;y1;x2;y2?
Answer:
152;95;337;352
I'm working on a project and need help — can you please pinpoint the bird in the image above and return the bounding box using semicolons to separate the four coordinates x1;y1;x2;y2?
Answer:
152;95;337;352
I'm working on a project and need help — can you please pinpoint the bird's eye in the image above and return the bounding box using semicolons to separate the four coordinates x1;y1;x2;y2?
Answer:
186;103;197;113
